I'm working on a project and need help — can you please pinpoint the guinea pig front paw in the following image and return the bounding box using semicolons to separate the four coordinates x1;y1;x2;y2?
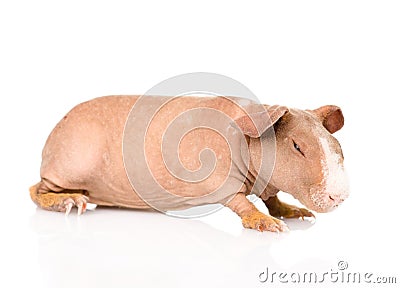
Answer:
241;210;289;232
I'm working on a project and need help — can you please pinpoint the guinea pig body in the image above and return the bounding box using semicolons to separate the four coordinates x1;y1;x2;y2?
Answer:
30;95;348;232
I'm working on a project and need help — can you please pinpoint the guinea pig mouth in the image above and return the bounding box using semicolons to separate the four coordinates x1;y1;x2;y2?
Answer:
311;194;346;213
305;188;338;213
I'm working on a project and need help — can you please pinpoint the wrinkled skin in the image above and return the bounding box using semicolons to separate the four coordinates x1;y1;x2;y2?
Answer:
267;108;348;213
30;96;348;232
229;105;348;231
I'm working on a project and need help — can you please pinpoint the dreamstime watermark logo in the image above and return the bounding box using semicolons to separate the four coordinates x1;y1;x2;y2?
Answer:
258;261;397;285
122;72;277;218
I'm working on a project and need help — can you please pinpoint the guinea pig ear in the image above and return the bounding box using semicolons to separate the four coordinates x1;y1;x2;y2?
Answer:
312;105;344;134
234;105;288;137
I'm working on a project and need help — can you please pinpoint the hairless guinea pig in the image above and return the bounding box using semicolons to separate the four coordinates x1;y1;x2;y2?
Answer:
30;96;349;232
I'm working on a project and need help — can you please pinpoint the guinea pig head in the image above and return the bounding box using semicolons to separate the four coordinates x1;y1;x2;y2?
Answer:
270;105;349;213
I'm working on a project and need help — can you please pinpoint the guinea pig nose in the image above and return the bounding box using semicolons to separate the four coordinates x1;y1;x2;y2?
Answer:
328;195;345;204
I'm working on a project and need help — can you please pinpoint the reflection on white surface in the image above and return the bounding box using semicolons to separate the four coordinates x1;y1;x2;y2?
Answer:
18;203;345;288
0;188;398;288
28;206;318;288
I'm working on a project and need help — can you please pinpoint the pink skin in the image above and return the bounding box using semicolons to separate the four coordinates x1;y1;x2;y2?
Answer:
227;104;348;231
263;106;349;213
30;96;348;232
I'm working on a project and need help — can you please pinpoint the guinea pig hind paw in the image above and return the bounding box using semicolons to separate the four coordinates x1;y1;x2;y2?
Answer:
62;195;89;216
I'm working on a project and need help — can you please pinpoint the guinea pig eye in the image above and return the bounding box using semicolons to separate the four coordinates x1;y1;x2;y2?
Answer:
293;141;305;156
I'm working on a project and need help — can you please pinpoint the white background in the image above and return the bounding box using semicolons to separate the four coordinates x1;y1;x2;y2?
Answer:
1;1;399;287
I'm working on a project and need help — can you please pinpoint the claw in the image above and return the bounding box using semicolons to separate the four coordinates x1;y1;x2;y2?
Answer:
271;225;280;232
299;208;315;219
62;195;89;216
275;222;289;232
65;202;74;216
280;223;290;232
77;201;87;216
273;218;289;232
